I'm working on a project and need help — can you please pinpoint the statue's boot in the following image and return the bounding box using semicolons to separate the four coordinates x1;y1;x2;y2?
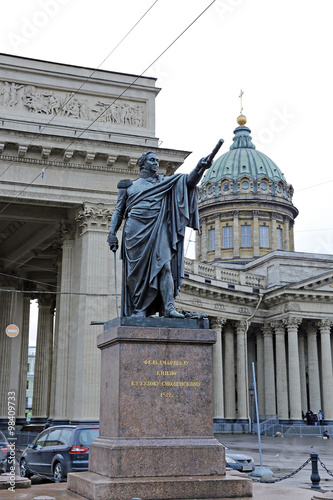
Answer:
164;306;185;319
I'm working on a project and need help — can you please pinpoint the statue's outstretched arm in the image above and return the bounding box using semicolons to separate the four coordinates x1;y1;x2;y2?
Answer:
186;139;224;188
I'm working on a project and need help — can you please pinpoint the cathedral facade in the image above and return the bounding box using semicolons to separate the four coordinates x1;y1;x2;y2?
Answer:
1;54;332;430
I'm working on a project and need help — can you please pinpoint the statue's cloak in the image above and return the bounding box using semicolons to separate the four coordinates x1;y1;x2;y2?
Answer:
120;173;198;317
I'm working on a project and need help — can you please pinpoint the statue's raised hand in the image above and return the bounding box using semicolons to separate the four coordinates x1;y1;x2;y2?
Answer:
197;155;213;171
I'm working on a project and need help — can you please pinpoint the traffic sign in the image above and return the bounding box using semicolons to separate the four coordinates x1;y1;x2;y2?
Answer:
6;324;20;338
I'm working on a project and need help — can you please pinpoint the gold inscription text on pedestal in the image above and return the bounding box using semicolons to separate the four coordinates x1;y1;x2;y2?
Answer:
144;360;189;366
131;381;160;386
161;381;201;387
161;392;173;398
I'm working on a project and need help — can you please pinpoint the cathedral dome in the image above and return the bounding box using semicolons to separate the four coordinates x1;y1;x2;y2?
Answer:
197;117;298;264
201;124;288;197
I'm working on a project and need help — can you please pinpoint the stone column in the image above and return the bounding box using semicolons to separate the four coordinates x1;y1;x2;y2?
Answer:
49;228;75;424
0;287;14;423
233;211;240;258
201;218;208;261
253;211;259;257
319;320;333;420
298;331;307;414
223;322;236;420
69;204;112;423
271;212;277;250
284;317;303;421
272;321;289;421
211;317;226;419
214;216;221;260
17;296;31;422
256;330;265;415
31;294;55;423
307;322;321;413
195;230;200;261
236;320;248;420
289;220;295;251
283;216;290;251
262;324;276;416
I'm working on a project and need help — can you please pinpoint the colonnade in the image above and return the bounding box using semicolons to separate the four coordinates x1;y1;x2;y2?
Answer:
0;203;114;426
211;316;333;425
1;256;333;427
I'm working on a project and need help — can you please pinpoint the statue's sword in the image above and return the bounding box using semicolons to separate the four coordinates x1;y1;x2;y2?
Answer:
207;138;224;165
114;251;119;318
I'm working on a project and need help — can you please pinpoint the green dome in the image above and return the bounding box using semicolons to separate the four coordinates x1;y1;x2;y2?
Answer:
202;125;287;192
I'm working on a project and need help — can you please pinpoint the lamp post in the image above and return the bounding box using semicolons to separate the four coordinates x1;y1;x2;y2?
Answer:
249;386;254;435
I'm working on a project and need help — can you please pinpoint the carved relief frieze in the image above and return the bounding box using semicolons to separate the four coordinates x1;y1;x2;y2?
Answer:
0;80;146;128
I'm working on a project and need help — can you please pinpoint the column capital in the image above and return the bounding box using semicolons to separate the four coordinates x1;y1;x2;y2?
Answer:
75;203;112;234
319;319;333;331
52;224;75;262
0;274;21;288
233;210;240;217
270;320;285;334
58;222;76;241
36;293;56;312
210;316;227;330
223;322;234;335
307;320;319;334
262;324;273;337
236;320;247;334
256;329;263;340
283;316;302;329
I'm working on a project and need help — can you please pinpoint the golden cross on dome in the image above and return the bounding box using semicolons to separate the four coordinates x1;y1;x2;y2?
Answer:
239;89;244;115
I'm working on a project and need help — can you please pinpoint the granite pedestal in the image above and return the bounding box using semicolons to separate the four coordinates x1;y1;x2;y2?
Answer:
68;318;252;499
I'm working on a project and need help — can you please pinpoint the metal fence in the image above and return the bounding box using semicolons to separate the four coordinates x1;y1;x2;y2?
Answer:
214;415;333;438
254;415;279;435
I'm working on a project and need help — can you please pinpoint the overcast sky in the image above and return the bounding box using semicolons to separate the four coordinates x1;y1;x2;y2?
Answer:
2;0;333;343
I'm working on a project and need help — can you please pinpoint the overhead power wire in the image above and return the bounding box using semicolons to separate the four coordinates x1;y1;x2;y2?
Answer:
295;179;333;192
0;0;160;181
0;288;115;297
0;0;216;217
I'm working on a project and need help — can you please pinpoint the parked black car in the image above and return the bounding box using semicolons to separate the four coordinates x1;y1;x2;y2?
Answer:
20;425;99;482
0;431;10;473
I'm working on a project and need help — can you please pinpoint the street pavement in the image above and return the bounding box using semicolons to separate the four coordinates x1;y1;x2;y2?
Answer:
0;433;332;499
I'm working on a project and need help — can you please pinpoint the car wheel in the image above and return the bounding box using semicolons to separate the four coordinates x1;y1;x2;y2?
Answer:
20;458;32;479
53;461;64;483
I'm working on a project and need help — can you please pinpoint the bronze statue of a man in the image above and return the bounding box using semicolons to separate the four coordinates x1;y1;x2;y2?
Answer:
108;146;221;319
